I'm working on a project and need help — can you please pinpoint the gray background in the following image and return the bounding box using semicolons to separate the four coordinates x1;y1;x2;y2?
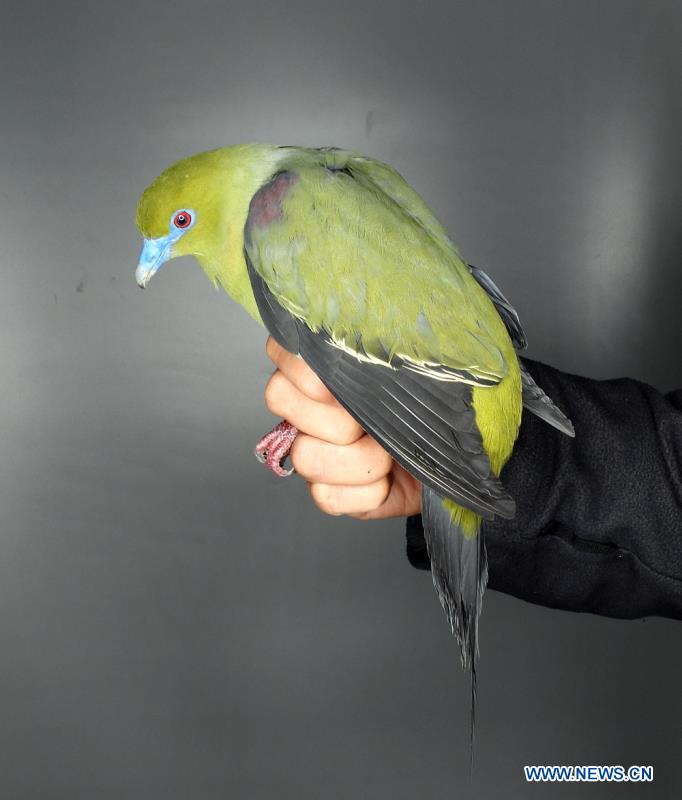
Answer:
1;0;680;797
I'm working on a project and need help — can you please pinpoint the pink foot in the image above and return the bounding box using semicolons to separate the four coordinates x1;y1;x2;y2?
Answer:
254;420;299;477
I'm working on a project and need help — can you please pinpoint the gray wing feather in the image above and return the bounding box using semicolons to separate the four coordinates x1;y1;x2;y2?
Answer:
469;265;527;350
519;361;575;437
245;251;516;520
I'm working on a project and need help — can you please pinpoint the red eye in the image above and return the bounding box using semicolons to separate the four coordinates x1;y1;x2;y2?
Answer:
173;211;192;229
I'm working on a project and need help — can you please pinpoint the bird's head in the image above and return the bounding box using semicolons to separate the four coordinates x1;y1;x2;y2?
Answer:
134;149;229;288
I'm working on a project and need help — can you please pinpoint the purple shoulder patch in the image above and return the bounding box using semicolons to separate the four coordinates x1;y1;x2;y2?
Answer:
247;171;299;231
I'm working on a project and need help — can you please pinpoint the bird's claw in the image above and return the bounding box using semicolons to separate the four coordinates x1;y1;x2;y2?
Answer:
254;420;299;477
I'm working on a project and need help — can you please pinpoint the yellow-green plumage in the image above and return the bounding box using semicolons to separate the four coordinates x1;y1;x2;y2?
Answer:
136;143;522;508
136;145;288;317
135;143;555;756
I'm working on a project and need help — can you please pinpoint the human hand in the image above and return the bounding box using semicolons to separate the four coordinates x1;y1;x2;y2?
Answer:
263;336;422;519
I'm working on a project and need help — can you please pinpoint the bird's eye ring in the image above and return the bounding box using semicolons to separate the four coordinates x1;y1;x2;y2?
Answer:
172;211;192;229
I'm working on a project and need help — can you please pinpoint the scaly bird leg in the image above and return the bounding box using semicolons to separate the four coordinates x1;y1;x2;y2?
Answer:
254;420;299;477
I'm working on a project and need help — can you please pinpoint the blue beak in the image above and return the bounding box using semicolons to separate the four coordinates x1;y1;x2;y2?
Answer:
135;234;176;289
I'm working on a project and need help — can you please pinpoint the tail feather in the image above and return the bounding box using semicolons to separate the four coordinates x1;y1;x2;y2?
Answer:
421;485;487;764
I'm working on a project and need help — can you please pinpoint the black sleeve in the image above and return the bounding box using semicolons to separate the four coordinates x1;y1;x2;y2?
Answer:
405;359;682;620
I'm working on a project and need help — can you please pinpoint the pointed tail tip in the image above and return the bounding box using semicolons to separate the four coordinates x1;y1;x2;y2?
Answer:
468;665;478;775
421;486;487;772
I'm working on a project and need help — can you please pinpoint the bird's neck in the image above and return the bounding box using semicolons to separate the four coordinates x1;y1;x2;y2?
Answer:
196;144;291;323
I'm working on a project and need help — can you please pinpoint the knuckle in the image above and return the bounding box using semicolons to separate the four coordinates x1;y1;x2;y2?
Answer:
338;438;375;484
351;436;389;477
374;447;393;477
335;417;362;445
310;483;342;516
368;477;390;510
302;372;330;403
266;337;289;370
265;337;281;367
264;371;287;414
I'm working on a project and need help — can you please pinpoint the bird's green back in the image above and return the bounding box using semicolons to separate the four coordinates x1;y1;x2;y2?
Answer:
245;147;513;386
135;144;522;480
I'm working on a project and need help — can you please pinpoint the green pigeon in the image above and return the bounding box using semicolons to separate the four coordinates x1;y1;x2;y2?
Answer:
135;144;574;749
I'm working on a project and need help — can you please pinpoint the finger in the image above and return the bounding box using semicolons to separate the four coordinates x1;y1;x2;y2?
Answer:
290;433;393;486
265;336;334;403
264;371;364;445
308;476;392;516
349;466;422;520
